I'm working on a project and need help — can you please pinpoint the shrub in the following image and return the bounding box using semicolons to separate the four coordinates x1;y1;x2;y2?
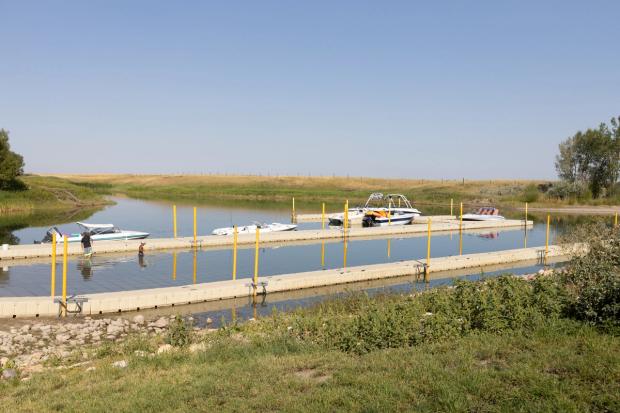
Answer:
547;181;589;200
165;316;194;347
520;184;540;203
290;275;568;355
559;226;620;327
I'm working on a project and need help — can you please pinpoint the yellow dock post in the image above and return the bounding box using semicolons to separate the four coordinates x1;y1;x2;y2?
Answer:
62;235;68;317
193;207;197;247
343;239;348;268
172;252;177;280
450;198;453;216
425;218;432;280
253;228;260;297
343;200;349;239
193;249;197;284
173;205;177;238
545;214;550;262
232;225;238;280
292;197;296;222
50;233;57;298
615;212;618;228
321;203;325;230
459;202;463;232
525;202;528;225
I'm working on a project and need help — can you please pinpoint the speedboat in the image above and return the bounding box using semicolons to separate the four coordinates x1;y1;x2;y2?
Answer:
39;222;150;243
329;193;422;226
212;222;297;236
462;207;505;221
362;194;421;227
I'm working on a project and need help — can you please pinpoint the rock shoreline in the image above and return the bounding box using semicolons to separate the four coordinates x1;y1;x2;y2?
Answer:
0;314;215;379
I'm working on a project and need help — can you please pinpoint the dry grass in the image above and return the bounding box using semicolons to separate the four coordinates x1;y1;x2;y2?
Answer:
48;173;541;206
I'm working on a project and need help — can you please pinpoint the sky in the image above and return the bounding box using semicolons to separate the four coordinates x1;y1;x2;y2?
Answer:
1;1;619;179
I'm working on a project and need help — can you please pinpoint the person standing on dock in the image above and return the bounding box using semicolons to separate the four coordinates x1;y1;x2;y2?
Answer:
81;231;93;257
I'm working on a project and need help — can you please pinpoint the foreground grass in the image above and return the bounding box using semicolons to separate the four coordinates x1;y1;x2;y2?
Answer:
1;319;617;412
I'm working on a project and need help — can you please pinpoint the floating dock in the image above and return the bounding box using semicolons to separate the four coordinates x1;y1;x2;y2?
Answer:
0;217;531;262
0;244;570;318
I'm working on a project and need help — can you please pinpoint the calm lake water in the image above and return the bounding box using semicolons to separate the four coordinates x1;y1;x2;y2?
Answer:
0;197;567;297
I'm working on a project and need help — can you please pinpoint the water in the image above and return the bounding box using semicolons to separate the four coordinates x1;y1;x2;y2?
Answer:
0;197;566;297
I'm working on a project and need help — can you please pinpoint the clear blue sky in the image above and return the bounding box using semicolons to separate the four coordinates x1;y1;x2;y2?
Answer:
1;1;618;179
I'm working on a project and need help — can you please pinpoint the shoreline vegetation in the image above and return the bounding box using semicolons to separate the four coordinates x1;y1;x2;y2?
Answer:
43;173;620;207
0;175;110;213
0;226;618;411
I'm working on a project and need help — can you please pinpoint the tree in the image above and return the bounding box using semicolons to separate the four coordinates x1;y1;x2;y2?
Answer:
555;116;620;198
0;129;25;189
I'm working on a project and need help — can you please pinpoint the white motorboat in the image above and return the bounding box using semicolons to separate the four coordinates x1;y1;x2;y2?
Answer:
362;194;421;227
327;208;367;226
39;222;150;243
461;207;505;221
328;193;422;226
212;222;297;236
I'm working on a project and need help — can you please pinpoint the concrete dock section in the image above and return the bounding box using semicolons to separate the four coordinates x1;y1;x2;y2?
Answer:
0;217;532;262
0;243;570;318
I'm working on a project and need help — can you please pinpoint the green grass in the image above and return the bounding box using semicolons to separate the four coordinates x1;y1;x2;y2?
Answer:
0;320;617;412
1;273;618;412
0;175;109;212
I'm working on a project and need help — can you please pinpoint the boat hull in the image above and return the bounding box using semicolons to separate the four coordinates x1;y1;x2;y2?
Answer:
46;232;150;243
212;223;297;236
461;214;505;221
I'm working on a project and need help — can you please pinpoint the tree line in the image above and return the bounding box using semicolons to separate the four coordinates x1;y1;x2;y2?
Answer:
555;115;620;199
0;129;25;190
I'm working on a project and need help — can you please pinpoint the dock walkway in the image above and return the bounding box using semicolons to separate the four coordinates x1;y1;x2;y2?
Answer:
0;243;569;318
0;217;531;262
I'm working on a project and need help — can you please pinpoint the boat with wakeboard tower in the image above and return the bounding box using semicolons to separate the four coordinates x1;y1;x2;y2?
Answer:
328;193;421;227
38;222;150;243
212;222;297;236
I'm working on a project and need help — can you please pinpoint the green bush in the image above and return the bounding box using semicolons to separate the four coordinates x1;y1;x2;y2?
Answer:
165;316;194;347
560;227;620;327
290;275;568;355
520;184;540;203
